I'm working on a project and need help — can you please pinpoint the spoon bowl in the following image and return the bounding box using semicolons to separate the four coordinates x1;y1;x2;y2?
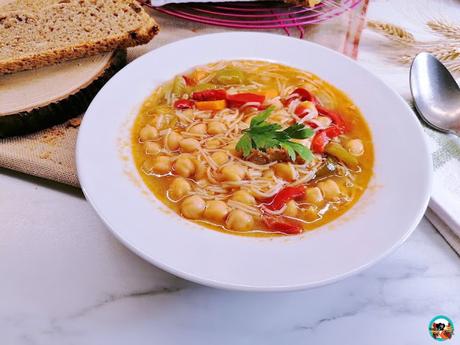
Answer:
410;52;460;134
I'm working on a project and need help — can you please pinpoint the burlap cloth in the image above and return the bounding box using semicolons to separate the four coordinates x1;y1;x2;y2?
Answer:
0;4;369;187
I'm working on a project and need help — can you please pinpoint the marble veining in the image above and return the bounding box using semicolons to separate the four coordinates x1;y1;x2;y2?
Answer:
2;1;460;343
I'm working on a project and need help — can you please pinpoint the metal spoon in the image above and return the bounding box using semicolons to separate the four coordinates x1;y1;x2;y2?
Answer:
410;52;460;135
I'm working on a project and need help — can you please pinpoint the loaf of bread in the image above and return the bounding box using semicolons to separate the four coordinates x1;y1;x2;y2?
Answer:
0;0;159;74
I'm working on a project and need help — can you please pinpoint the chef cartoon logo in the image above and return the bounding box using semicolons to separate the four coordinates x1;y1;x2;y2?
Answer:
429;316;454;341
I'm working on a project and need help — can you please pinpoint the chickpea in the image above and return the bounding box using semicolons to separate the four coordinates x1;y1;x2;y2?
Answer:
305;187;323;204
211;151;229;166
230;190;256;205
165;131;182;151
180;196;206;219
143;156;171;175
302;206;320;222
345;139;364;156
226;209;254;231
174;156;196;178
189;123;207;135
139;124;158;142
284;200;298;217
143;140;161;155
203;200;229;223
221;164;246;182
179;138;200;153
262;170;275;180
273;163;297;182
168;177;192;201
194;160;207;180
317;179;341;201
207;121;227;135
205;139;221;149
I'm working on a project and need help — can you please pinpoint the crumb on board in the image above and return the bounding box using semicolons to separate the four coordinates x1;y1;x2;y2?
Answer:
39;151;51;159
39;127;65;146
66;118;81;128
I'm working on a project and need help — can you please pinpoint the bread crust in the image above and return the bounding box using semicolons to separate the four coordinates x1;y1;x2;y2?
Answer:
0;0;159;74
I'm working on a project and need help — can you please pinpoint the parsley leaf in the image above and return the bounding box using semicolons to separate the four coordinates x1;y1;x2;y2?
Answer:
282;123;314;139
250;106;275;127
236;107;314;162
235;133;252;157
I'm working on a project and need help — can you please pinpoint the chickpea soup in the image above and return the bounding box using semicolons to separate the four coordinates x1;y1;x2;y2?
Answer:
132;60;374;236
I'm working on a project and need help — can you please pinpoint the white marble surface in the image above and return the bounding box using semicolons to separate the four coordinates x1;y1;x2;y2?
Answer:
1;169;459;344
2;1;460;343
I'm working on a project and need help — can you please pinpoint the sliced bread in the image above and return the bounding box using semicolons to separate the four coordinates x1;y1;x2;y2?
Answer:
0;0;158;74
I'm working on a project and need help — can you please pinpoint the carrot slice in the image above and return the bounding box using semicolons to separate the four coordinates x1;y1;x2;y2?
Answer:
195;100;226;111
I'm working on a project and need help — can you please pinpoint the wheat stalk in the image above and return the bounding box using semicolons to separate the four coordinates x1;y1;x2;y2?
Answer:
398;47;460;64
367;20;415;44
449;63;460;73
367;19;460;74
427;20;460;40
432;46;460;62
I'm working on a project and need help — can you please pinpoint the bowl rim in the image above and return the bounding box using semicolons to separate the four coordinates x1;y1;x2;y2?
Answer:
77;32;433;291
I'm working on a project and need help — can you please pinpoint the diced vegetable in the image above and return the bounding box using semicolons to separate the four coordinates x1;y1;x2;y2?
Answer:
227;93;265;108
324;125;343;138
266;185;306;211
294;101;314;117
191;83;217;92
213;67;246;84
192;89;226;101
310;125;343;153
195;100;227;111
183;70;208;86
263;215;303;234
292;87;316;102
172;76;187;96
324;142;359;168
311;130;330;153
182;75;195;86
254;89;278;99
174;99;194;109
316;105;348;131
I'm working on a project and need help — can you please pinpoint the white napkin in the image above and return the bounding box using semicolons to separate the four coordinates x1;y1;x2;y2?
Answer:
359;0;460;255
425;130;460;255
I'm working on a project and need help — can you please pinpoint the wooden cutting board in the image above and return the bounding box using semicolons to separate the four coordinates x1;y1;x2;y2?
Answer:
0;50;126;137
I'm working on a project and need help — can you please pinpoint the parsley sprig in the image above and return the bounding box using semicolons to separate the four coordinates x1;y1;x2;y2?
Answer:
236;106;314;162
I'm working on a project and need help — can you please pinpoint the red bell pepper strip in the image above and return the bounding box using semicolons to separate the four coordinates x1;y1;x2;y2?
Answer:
316;105;348;131
311;130;330;153
294;101;315;118
182;75;195;86
174;99;194;109
306;121;318;129
324;125;343;138
292;87;316;102
311;125;344;153
265;185;306;211
263;216;303;235
284;88;316;107
226;93;265;107
192;89;227;101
